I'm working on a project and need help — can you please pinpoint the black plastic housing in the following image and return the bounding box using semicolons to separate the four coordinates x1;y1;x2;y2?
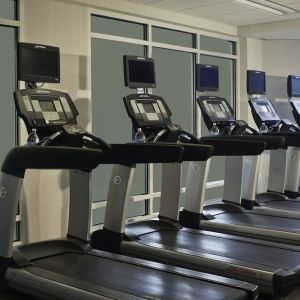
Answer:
18;43;60;83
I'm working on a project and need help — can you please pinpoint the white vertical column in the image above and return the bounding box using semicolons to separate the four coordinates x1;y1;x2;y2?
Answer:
285;147;300;197
268;149;287;193
242;155;260;201
223;156;244;204
159;163;181;220
104;165;135;233
184;159;211;214
0;173;23;257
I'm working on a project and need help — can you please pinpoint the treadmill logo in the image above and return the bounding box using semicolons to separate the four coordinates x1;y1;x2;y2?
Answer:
228;266;257;277
192;164;200;174
0;186;7;199
114;176;122;185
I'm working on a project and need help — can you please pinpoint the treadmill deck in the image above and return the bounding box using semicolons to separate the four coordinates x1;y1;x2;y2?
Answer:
9;252;249;300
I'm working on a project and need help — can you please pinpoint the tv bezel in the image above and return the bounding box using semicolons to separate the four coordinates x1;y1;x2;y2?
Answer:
288;75;300;98
17;42;60;83
123;55;156;89
196;64;219;92
247;70;266;95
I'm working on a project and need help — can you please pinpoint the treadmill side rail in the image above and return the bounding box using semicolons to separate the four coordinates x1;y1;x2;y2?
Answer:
0;173;23;258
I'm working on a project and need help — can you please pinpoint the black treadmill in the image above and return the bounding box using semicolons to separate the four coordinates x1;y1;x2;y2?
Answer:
197;95;300;245
245;70;300;213
91;56;300;297
249;97;300;210
0;87;259;300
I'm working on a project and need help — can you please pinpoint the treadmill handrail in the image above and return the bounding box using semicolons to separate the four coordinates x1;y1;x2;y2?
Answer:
200;136;266;156
1;144;187;178
104;143;187;165
263;132;300;147
1;146;104;178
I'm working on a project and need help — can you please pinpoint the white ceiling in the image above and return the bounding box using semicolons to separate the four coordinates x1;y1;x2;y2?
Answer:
125;0;300;27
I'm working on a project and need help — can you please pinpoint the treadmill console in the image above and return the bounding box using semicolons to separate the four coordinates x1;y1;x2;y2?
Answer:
290;99;300;128
249;97;281;128
197;96;235;130
123;94;172;129
14;88;78;137
249;97;299;133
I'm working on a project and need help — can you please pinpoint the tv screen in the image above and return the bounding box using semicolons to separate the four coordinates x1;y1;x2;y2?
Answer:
288;75;300;97
247;70;265;95
124;56;156;89
196;64;219;92
18;43;60;83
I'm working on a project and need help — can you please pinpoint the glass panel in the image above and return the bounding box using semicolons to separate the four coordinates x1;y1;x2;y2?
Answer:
13;222;19;242
152;47;194;211
266;76;296;122
206;186;224;201
200;36;236;55
0;0;16;20
92;201;146;225
152;26;195;48
0;26;16;164
91;38;146;214
91;15;145;40
199;55;236;199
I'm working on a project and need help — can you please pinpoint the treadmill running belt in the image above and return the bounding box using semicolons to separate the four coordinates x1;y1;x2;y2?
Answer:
215;212;300;233
263;200;300;210
138;230;300;271
30;253;248;300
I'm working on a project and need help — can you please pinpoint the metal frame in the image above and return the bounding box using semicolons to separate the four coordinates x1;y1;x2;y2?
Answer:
89;8;239;231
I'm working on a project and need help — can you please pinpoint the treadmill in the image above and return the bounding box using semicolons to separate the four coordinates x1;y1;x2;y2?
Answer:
246;71;300;215
193;65;300;247
91;56;300;297
0;87;260;300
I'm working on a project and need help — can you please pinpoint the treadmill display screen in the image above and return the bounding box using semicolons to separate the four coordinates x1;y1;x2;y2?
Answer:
258;104;275;118
196;64;219;92
213;103;222;112
18;43;60;83
294;101;300;114
39;101;56;112
124;56;156;89
247;70;266;95
143;103;155;113
288;75;300;97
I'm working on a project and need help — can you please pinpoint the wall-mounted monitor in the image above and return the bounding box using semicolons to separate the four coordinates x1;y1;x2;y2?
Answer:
123;55;156;89
288;75;300;98
247;70;266;95
18;43;60;83
196;64;219;92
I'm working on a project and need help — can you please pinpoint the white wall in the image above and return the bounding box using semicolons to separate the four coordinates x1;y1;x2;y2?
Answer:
20;0;90;242
262;40;300;77
19;0;238;242
239;37;263;123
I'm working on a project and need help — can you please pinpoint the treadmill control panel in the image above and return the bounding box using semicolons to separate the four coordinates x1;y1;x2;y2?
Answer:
14;88;79;136
123;94;172;128
249;97;281;127
290;99;300;128
197;96;235;130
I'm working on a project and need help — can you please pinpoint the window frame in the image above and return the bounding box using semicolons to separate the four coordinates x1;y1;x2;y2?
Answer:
0;0;20;245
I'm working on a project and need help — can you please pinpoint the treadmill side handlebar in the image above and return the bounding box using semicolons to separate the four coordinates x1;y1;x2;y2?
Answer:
264;132;300;147
220;135;285;150
200;137;266;156
177;144;213;161
1;146;104;178
105;143;185;164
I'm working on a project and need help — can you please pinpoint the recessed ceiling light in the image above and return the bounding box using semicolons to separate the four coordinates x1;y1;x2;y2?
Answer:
232;0;297;16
